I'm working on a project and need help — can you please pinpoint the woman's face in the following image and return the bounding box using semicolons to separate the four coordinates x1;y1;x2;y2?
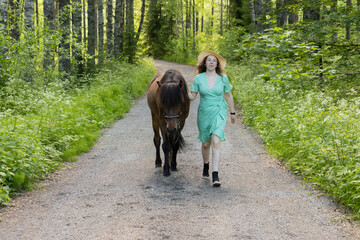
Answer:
205;55;218;71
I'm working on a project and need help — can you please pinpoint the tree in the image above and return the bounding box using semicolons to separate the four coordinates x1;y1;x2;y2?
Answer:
107;0;114;56
59;0;71;76
88;0;97;66
8;0;21;40
72;0;84;75
25;0;34;29
114;0;124;59
276;0;287;27
98;0;104;62
136;0;146;42
346;0;351;40
125;0;135;62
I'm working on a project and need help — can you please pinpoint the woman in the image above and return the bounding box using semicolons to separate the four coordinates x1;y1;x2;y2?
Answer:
188;50;236;187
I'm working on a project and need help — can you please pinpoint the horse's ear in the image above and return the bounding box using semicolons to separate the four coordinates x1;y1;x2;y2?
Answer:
157;81;161;88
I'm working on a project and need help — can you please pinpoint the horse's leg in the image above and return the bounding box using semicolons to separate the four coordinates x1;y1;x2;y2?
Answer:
151;114;162;168
171;141;179;171
161;131;171;176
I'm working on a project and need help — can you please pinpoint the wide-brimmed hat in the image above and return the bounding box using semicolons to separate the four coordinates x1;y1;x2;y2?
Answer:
197;50;227;70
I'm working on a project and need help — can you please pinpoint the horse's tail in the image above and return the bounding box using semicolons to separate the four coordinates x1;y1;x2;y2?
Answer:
178;133;185;151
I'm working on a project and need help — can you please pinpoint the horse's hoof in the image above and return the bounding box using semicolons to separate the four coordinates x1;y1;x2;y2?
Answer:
163;171;171;177
171;167;177;171
155;164;162;168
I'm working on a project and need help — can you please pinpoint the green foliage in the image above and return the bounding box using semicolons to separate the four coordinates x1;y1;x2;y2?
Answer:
230;63;360;217
227;15;360;217
0;59;156;204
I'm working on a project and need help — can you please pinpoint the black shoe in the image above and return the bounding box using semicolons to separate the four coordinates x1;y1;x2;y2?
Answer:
202;163;210;178
212;172;221;187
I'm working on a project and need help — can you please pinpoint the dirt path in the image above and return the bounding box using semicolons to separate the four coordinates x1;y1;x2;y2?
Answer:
1;60;360;240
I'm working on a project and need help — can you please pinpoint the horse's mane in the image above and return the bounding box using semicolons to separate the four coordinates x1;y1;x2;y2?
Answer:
160;69;189;108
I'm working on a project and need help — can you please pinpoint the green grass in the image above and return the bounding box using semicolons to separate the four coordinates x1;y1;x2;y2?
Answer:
228;64;360;219
0;59;156;204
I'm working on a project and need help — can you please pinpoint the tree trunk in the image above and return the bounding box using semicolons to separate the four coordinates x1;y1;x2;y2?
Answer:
114;0;124;59
8;0;21;40
288;7;298;24
192;0;195;50
303;4;319;21
276;0;287;27
25;0;34;29
201;0;204;32
98;0;104;62
346;0;351;40
264;0;272;29
249;0;256;31
72;0;84;75
331;0;337;43
220;0;223;35
211;0;214;34
125;0;135;62
107;0;113;56
185;0;189;37
195;0;198;32
357;0;360;31
136;0;146;42
0;0;6;26
44;0;55;28
180;0;185;52
88;0;97;66
43;0;54;72
59;0;71;76
255;0;263;32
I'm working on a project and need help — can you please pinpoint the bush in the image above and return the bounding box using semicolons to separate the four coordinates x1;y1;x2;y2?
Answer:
0;59;156;204
228;63;360;218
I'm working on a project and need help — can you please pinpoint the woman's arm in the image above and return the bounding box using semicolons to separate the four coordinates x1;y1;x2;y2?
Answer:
224;91;236;124
188;89;198;101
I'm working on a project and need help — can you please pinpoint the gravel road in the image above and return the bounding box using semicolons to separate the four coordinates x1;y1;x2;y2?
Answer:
1;60;360;240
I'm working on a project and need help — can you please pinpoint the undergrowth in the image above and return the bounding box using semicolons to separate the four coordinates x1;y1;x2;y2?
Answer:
228;64;360;219
0;59;156;204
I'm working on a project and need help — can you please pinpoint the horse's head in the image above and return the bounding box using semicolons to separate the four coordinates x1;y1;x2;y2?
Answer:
158;70;188;137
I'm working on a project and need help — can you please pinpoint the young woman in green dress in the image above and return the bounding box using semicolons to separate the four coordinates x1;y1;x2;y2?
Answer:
188;50;236;187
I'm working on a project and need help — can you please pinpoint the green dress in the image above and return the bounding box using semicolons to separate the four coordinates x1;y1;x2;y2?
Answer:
190;72;233;143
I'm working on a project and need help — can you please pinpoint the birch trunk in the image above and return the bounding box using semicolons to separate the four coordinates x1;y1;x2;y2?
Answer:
192;0;195;50
180;0;185;52
98;0;104;61
88;0;97;66
114;0;124;59
107;0;113;56
249;0;256;31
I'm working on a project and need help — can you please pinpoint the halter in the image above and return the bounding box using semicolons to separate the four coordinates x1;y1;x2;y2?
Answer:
163;107;182;143
163;109;182;128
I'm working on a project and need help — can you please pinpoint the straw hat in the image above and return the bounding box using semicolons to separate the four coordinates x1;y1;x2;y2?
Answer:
197;50;227;70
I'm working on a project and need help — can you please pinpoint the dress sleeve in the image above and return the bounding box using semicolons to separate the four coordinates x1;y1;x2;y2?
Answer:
190;75;200;92
222;75;233;93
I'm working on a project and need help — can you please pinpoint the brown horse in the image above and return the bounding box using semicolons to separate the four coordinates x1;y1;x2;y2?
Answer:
147;69;190;176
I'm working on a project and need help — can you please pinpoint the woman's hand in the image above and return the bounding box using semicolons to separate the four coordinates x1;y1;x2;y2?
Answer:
188;90;197;101
230;114;236;124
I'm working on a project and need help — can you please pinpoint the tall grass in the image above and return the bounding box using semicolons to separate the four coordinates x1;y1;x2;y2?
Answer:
0;59;156;204
228;64;360;218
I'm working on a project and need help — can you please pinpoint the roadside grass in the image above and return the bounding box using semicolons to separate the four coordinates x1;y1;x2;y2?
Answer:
228;64;360;219
0;59;156;204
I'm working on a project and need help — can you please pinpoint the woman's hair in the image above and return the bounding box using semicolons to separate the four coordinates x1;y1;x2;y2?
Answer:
196;55;223;75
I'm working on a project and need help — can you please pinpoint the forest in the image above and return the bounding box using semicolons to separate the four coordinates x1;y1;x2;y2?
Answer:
1;0;360;218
